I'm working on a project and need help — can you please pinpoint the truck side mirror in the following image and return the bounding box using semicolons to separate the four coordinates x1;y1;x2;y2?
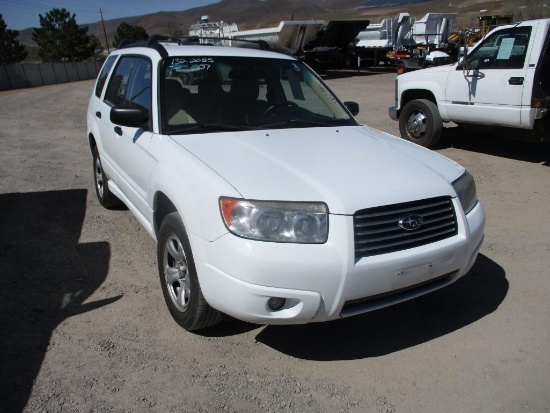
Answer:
344;101;359;116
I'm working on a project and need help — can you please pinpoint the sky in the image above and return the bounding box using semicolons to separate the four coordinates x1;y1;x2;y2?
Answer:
1;0;220;30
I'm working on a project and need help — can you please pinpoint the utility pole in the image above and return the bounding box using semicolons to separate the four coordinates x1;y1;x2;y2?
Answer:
100;8;111;53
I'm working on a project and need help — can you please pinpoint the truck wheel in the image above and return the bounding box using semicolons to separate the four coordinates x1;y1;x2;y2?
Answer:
157;212;222;331
397;62;406;75
399;99;442;148
344;54;354;67
92;145;121;209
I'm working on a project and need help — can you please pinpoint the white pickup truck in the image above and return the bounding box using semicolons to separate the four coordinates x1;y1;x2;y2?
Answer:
389;18;550;148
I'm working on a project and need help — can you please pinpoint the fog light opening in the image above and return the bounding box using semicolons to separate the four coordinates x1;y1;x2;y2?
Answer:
267;297;286;311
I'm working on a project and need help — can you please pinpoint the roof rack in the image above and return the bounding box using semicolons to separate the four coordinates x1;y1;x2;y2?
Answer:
117;35;276;59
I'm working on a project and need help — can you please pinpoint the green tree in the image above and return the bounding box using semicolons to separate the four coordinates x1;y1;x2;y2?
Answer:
0;14;28;64
112;22;148;48
32;8;103;62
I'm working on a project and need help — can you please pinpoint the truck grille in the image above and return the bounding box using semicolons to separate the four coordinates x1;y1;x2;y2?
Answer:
354;196;457;259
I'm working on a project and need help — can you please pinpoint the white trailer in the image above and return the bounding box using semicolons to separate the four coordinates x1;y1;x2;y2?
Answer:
356;13;458;72
226;20;325;54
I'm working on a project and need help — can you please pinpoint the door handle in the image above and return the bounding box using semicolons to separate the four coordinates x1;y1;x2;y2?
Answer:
509;77;524;85
95;111;101;118
114;126;123;136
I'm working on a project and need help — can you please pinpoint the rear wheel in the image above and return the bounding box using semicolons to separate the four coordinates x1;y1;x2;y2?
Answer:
398;99;442;148
396;62;406;75
343;54;354;67
92;145;121;209
157;212;222;331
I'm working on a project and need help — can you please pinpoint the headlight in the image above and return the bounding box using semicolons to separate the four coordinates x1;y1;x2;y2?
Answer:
220;198;328;243
452;171;478;214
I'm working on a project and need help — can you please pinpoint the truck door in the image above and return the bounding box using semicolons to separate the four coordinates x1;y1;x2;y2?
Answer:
444;26;532;126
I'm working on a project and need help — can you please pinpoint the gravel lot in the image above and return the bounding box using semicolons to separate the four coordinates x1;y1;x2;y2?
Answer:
1;67;549;413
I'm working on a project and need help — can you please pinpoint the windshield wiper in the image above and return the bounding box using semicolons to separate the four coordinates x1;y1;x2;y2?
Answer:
258;119;343;129
167;123;254;134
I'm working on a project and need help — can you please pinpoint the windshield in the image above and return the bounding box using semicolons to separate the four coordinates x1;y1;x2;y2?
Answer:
161;56;357;134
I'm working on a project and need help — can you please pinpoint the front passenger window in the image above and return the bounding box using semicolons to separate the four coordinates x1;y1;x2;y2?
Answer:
104;56;152;128
467;26;531;70
105;57;134;107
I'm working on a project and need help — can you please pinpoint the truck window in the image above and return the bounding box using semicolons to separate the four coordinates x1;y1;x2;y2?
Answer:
467;26;531;69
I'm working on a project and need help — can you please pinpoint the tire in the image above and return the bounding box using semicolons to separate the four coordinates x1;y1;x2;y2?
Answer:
343;54;354;68
396;62;406;75
92;145;121;209
157;212;222;331
398;99;443;148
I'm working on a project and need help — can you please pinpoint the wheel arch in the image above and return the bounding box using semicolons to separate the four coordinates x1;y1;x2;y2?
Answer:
401;89;438;110
88;133;97;154
153;191;177;239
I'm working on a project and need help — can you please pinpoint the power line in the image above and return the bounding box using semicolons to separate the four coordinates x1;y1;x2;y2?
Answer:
1;0;115;27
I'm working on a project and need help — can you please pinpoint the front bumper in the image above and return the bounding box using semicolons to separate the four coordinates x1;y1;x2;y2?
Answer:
191;199;485;325
389;106;399;121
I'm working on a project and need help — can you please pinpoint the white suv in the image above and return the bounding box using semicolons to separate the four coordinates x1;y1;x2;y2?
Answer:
87;36;485;331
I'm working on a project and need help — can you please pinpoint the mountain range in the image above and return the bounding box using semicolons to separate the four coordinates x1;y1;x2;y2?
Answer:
16;0;526;47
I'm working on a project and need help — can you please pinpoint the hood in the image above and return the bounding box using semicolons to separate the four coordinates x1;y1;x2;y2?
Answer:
400;61;457;78
170;126;463;215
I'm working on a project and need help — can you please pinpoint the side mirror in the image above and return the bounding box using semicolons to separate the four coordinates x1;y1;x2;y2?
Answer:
344;101;359;116
110;107;149;127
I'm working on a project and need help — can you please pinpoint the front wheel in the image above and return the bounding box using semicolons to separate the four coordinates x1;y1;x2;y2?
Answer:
398;99;442;148
157;212;221;331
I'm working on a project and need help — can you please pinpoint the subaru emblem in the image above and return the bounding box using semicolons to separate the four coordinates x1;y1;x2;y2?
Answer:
398;215;424;231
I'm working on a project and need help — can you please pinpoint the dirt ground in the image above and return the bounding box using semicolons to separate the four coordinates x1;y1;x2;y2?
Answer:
1;68;549;413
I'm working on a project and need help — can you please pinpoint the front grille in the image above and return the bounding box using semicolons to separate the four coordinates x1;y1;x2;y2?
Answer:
354;196;457;259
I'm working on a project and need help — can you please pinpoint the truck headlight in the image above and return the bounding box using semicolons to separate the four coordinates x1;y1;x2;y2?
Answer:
452;171;478;214
220;198;328;243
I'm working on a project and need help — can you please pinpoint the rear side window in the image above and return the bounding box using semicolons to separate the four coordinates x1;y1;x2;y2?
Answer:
95;55;117;98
